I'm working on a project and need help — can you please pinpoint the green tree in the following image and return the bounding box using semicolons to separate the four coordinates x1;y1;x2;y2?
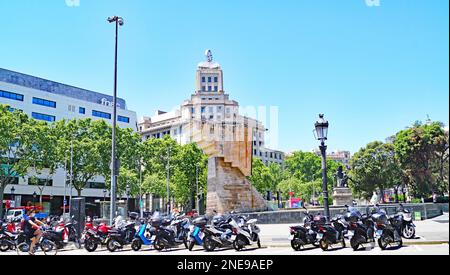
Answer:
349;141;401;201
0;105;32;219
394;122;448;197
248;158;273;194
21;119;59;203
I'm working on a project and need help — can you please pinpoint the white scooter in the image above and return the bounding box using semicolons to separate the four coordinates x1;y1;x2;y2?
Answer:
229;217;261;251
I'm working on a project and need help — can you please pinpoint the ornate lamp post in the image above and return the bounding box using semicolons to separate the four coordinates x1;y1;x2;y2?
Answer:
314;114;330;221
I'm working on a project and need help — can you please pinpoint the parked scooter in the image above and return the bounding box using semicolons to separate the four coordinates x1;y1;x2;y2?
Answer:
39;216;81;251
317;215;347;251
152;216;188;251
289;207;322;251
131;219;156;251
230;216;261;251
188;216;208;251
372;205;403;250
106;214;138;252
83;219;112;252
344;206;375;251
397;204;416;239
202;215;235;252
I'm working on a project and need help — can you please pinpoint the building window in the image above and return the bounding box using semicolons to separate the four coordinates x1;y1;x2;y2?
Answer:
214;77;218;83
68;105;76;112
208;77;212;83
214;86;218;92
28;178;53;187
0;90;24;101
217;106;223;112
85;182;106;189
208;86;212;92
32;97;56;108
202;86;206;92
209;107;214;113
118;116;130;123
202;77;206;83
79;107;86;114
32;112;56;122
201;107;206;113
92;110;111;119
191;107;195;114
226;108;231;114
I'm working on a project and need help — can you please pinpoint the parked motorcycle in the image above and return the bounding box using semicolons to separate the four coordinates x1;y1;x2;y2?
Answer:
230;216;261;251
372;205;403;250
83;220;112;252
152;216;188;251
345;206;375;251
106;215;137;252
317;215;347;251
289;207;322;251
397;204;416;239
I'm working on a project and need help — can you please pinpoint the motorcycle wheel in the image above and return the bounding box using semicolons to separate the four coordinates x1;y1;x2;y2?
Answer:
84;239;98;252
106;239;118;252
402;225;416;239
153;238;164;251
319;238;329;251
350;237;359;251
183;236;189;250
233;235;247;252
188;240;196;251
0;240;10;252
378;235;389;250
203;236;216;252
131;239;142;251
290;239;302;251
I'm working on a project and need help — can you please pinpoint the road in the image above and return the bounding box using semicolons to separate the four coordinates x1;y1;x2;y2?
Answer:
1;213;448;256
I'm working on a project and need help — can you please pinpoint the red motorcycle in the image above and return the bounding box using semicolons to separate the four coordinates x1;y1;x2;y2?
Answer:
83;217;112;252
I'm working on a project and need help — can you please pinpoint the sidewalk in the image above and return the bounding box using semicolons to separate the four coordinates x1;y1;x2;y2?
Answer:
258;213;449;247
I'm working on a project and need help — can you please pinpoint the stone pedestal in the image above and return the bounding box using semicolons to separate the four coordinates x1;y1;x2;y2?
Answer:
206;157;267;214
333;187;353;206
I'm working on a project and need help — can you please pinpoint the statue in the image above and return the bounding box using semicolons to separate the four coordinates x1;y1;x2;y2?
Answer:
335;166;344;188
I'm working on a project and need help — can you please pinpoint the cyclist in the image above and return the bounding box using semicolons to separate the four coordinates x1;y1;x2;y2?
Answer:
23;209;45;255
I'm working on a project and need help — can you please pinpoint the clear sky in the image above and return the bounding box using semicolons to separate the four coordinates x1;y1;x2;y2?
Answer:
0;0;448;154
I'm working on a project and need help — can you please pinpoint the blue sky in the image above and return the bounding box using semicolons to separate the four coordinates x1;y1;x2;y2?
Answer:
0;0;448;154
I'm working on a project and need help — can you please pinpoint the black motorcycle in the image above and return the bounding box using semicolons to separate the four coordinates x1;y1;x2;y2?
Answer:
345;206;375;251
289;207;322;251
152;217;188;251
202;215;234;252
397;204;416;239
41;218;81;251
317;215;347;251
372;206;403;250
106;223;137;252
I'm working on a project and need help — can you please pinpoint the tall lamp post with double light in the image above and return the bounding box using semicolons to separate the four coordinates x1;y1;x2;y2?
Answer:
314;114;330;221
107;15;124;226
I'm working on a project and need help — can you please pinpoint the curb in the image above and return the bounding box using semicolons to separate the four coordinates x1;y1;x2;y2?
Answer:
264;241;449;248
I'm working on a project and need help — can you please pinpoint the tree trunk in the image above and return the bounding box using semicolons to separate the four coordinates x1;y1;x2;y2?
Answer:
0;184;5;220
77;189;82;197
394;187;399;203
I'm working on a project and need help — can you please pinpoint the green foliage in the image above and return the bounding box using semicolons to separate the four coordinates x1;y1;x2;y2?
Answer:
394;122;449;198
349;141;403;201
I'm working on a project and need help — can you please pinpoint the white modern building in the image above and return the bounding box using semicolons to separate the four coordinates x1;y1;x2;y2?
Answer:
138;50;284;166
0;68;137;216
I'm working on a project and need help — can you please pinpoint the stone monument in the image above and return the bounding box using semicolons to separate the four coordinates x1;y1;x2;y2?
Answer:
333;166;354;206
187;118;267;214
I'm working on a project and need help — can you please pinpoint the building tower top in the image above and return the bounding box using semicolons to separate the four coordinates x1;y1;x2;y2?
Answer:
196;50;224;93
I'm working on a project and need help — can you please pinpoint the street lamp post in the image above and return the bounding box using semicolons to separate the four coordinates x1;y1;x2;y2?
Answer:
103;189;107;202
126;184;131;215
107;15;124;226
33;192;37;208
166;146;171;214
195;163;199;211
314;114;330;221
